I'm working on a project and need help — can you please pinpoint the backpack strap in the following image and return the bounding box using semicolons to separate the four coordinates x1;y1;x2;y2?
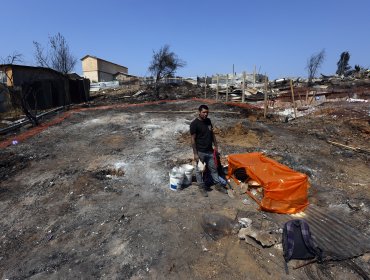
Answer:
284;260;289;274
298;220;323;262
283;220;298;275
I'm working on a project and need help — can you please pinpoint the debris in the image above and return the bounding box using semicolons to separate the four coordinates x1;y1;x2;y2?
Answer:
227;189;235;198
238;218;252;228
201;213;237;240
346;200;364;211
238;226;280;247
133;90;146;97
327;140;370;154
242;198;251;205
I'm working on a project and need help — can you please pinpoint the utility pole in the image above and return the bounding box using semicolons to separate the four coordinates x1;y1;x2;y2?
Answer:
216;74;219;101
226;74;229;102
204;73;207;98
242;71;246;103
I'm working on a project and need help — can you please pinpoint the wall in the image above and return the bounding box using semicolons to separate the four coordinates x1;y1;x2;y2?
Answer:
0;85;11;113
82;57;99;82
98;59;127;76
81;56;128;82
98;71;114;82
11;67;65;86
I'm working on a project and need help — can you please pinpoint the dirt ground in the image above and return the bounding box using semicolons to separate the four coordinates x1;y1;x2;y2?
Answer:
0;89;369;279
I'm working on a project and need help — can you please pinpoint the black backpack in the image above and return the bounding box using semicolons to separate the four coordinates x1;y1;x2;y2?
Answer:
282;219;323;273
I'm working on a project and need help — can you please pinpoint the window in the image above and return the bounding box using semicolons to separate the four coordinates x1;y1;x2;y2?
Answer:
0;71;6;84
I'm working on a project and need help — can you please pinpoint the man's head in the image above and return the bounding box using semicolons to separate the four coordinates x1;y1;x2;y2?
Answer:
198;104;209;120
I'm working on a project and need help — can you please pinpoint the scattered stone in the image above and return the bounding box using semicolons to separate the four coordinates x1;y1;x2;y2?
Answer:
346;200;363;211
242;198;251;205
238;226;280;247
238;218;252;228
227;189;235;198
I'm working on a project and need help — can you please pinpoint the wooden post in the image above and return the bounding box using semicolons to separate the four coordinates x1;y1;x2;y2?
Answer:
306;89;309;105
204;74;207;98
290;79;297;118
309;90;317;105
226;74;229;102
242;71;246;103
253;65;256;87
216;75;219;101
264;74;268;118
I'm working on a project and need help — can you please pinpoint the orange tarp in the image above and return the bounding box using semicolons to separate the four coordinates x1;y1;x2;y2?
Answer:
227;152;309;214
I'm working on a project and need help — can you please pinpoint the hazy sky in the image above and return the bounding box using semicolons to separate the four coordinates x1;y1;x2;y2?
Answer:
1;0;369;79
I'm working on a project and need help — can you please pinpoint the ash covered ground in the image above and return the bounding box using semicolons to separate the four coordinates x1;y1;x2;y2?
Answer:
0;86;369;279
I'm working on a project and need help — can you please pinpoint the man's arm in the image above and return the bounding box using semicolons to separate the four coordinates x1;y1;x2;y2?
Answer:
191;134;200;162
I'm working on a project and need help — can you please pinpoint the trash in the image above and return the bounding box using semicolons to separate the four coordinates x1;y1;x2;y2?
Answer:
12;140;18;145
169;166;184;191
242;198;251;205
238;218;252;228
227;189;235;199
197;160;206;172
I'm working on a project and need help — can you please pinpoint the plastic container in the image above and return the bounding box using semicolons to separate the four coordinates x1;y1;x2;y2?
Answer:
169;167;184;191
181;164;194;186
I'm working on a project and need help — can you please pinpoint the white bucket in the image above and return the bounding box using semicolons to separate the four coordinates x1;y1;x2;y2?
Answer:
169;167;184;191
181;164;194;186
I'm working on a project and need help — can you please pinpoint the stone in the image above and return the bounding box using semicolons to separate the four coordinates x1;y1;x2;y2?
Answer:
238;226;280;247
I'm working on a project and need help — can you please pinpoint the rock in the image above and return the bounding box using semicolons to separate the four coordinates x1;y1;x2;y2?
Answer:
227;189;235;199
238;218;252;228
360;253;370;262
238;226;280;247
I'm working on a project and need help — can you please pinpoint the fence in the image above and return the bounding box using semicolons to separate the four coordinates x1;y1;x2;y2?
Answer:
140;77;184;85
90;81;120;92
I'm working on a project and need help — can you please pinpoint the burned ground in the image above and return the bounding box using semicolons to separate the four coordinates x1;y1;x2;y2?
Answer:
0;92;369;279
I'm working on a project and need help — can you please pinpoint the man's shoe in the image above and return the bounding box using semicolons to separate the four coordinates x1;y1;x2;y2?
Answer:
199;186;208;197
214;184;228;194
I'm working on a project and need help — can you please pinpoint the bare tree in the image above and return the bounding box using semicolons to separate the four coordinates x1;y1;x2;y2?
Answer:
148;45;186;95
1;51;24;65
306;49;325;85
336;51;351;77
33;32;77;74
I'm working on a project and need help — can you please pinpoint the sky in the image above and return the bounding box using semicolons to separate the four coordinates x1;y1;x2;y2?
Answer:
1;0;369;80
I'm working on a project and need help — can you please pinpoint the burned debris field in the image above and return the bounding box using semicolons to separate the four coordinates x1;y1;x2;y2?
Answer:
0;87;370;279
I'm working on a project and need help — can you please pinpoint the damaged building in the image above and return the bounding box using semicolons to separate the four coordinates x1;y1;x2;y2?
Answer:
81;55;128;83
0;64;90;112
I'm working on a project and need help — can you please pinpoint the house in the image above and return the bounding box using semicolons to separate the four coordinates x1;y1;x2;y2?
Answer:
113;72;139;85
0;64;89;111
81;55;128;82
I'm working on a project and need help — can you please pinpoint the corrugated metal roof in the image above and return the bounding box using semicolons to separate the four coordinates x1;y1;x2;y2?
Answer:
268;205;370;260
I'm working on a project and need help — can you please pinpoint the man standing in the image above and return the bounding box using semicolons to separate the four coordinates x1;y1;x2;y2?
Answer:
190;105;227;197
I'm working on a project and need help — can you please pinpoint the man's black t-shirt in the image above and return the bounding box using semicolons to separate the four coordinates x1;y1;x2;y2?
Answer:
190;118;214;153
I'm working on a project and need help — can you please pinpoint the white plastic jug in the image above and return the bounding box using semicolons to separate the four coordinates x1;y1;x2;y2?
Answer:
169;167;184;191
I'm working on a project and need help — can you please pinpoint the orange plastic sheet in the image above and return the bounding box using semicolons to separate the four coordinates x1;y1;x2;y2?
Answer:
227;152;309;214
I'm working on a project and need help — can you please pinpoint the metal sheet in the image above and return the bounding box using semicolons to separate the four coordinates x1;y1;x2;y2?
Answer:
268;205;370;260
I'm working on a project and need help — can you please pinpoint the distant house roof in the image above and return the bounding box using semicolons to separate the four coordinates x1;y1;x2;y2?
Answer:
80;55;128;70
113;72;137;78
67;72;83;80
